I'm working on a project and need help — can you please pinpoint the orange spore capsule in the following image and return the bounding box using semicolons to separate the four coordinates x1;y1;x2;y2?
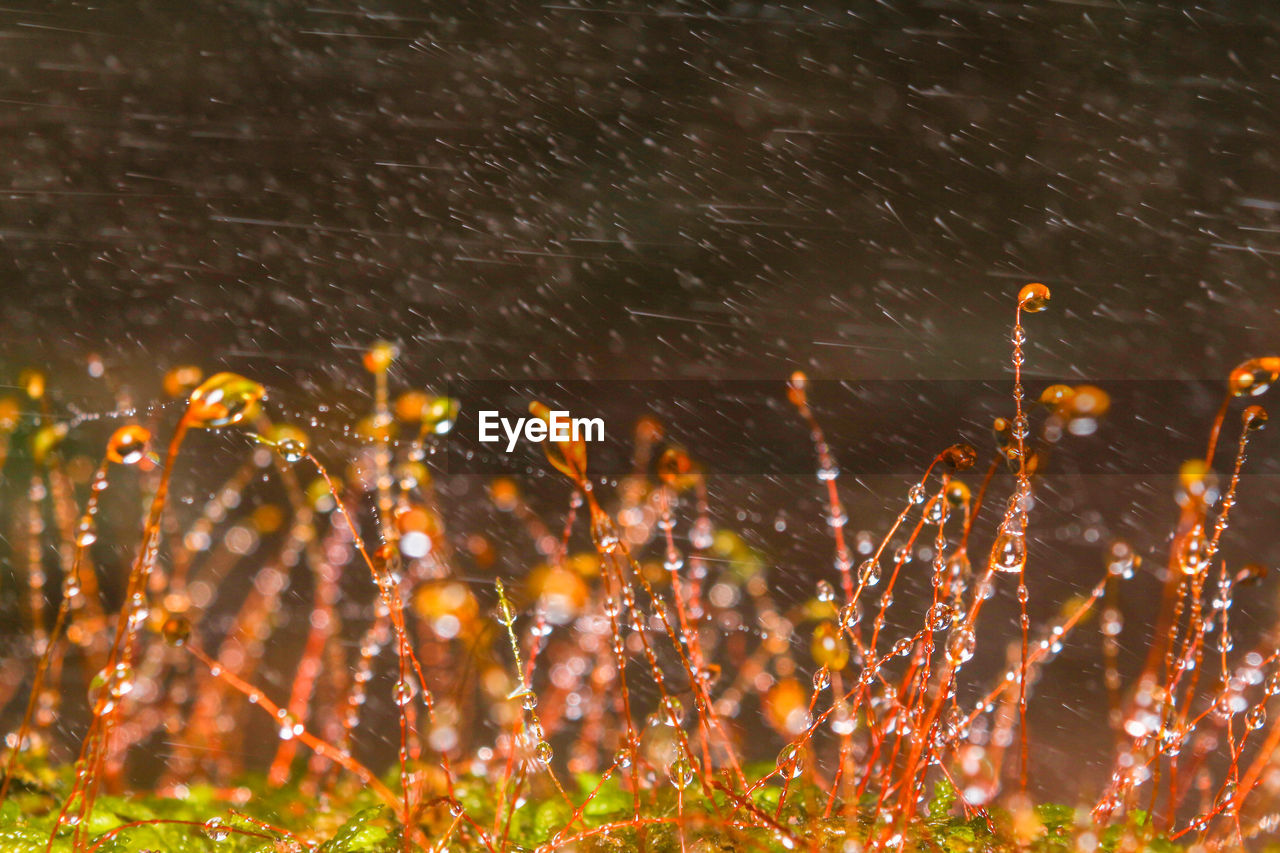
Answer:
106;425;150;465
363;340;398;374
764;678;808;737
941;443;977;471
811;621;849;671
187;372;265;428
163;365;204;398
1017;282;1050;312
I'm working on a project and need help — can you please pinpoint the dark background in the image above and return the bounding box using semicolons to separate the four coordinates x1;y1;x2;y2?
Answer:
3;0;1280;809
2;0;1280;388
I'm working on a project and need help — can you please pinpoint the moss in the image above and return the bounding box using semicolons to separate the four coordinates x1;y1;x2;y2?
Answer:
0;755;1191;853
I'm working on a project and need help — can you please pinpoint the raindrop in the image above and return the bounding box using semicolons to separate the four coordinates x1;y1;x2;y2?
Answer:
202;817;230;842
946;629;976;666
991;527;1026;573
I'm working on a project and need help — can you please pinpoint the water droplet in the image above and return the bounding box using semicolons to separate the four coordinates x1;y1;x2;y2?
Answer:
991;526;1026;573
1267;670;1280;696
75;515;97;548
1159;727;1182;756
815;580;836;603
858;558;882;586
203;817;230;842
1246;705;1266;731
591;515;621;553
1178;525;1210;576
91;662;135;702
262;424;309;463
927;603;953;631
667;749;694;789
1106;540;1137;578
946;628;976;666
1100;608;1123;638
690;517;714;551
277;712;302;741
830;703;855;735
393;679;416;707
776;743;804;779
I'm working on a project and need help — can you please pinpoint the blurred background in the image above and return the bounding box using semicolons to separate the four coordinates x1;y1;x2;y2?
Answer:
2;0;1280;808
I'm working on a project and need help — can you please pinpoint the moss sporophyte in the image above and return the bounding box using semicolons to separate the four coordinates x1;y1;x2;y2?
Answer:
3;287;1280;851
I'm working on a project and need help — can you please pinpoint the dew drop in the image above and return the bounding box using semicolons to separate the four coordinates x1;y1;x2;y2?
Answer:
927;603;953;631
393;679;416;707
667;748;694;789
1246;705;1266;731
776;743;804;779
946;628;976;666
991;527;1027;574
1178;525;1210;576
203;817;230;842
